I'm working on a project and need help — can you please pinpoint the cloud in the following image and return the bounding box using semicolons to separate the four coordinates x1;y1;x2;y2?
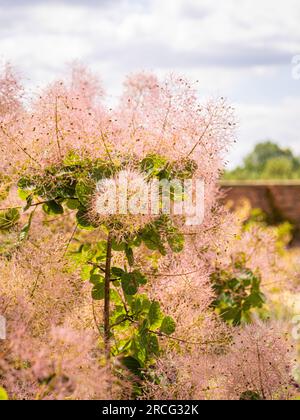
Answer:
227;96;300;167
0;0;299;165
92;41;293;69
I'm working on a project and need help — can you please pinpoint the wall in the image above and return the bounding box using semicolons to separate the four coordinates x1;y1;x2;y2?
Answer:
220;181;300;233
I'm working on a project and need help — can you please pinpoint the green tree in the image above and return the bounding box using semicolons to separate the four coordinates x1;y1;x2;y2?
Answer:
262;157;294;180
224;141;300;180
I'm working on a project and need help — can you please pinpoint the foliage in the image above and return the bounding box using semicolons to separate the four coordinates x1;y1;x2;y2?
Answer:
71;238;176;374
224;141;300;180
211;258;266;325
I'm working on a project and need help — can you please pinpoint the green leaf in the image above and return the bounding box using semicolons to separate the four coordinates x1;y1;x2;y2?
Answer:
239;391;263;401
90;274;103;285
0;387;8;400
76;243;97;263
130;294;151;315
243;292;265;309
160;316;176;335
167;231;184;253
66;198;80;210
111;289;122;304
220;306;240;322
233;309;242;325
63;151;83;166
17;177;35;201
76;209;95;230
125;245;134;266
42;200;64;215
211;267;265;326
80;264;92;281
132;270;147;285
111;267;125;278
23;194;33;211
94;240;107;262
121;273;138;296
147;334;160;356
148;301;163;328
141;226;166;255
75;180;94;206
131;336;147;365
18;187;31;201
91;278;105;300
228;278;240;290
141;154;168;177
122;356;142;377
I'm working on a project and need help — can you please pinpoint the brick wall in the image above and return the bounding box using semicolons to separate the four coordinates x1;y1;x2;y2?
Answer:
220;181;300;230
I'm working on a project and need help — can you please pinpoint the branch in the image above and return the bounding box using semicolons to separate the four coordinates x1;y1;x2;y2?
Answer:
62;223;78;258
0;196;77;212
87;261;106;273
149;329;227;347
54;96;62;158
145;268;202;278
30;268;43;298
186;113;213;157
92;299;103;336
104;233;113;362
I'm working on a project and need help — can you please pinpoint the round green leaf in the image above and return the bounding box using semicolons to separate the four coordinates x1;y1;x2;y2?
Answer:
121;273;138;296
76;209;95;230
66;198;80;210
42;201;64;215
160;316;176;335
91;281;105;300
148;301;163;328
111;267;125;278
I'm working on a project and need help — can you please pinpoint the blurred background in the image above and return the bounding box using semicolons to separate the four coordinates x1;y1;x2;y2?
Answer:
0;0;300;169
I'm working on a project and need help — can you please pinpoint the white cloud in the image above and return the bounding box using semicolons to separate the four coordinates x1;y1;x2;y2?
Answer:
228;96;300;167
0;0;299;165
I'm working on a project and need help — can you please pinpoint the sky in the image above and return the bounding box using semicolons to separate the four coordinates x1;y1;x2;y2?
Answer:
0;0;300;167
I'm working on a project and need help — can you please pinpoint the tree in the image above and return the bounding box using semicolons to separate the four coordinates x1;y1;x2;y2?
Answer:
224;141;300;180
262;157;294;180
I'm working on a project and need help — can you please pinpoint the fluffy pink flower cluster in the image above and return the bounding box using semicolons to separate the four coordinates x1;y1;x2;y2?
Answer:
144;321;297;400
0;66;235;186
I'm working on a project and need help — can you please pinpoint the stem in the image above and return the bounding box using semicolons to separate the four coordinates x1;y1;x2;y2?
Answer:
256;342;266;400
0;196;78;212
104;232;113;362
55;96;62;158
62;223;78;258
